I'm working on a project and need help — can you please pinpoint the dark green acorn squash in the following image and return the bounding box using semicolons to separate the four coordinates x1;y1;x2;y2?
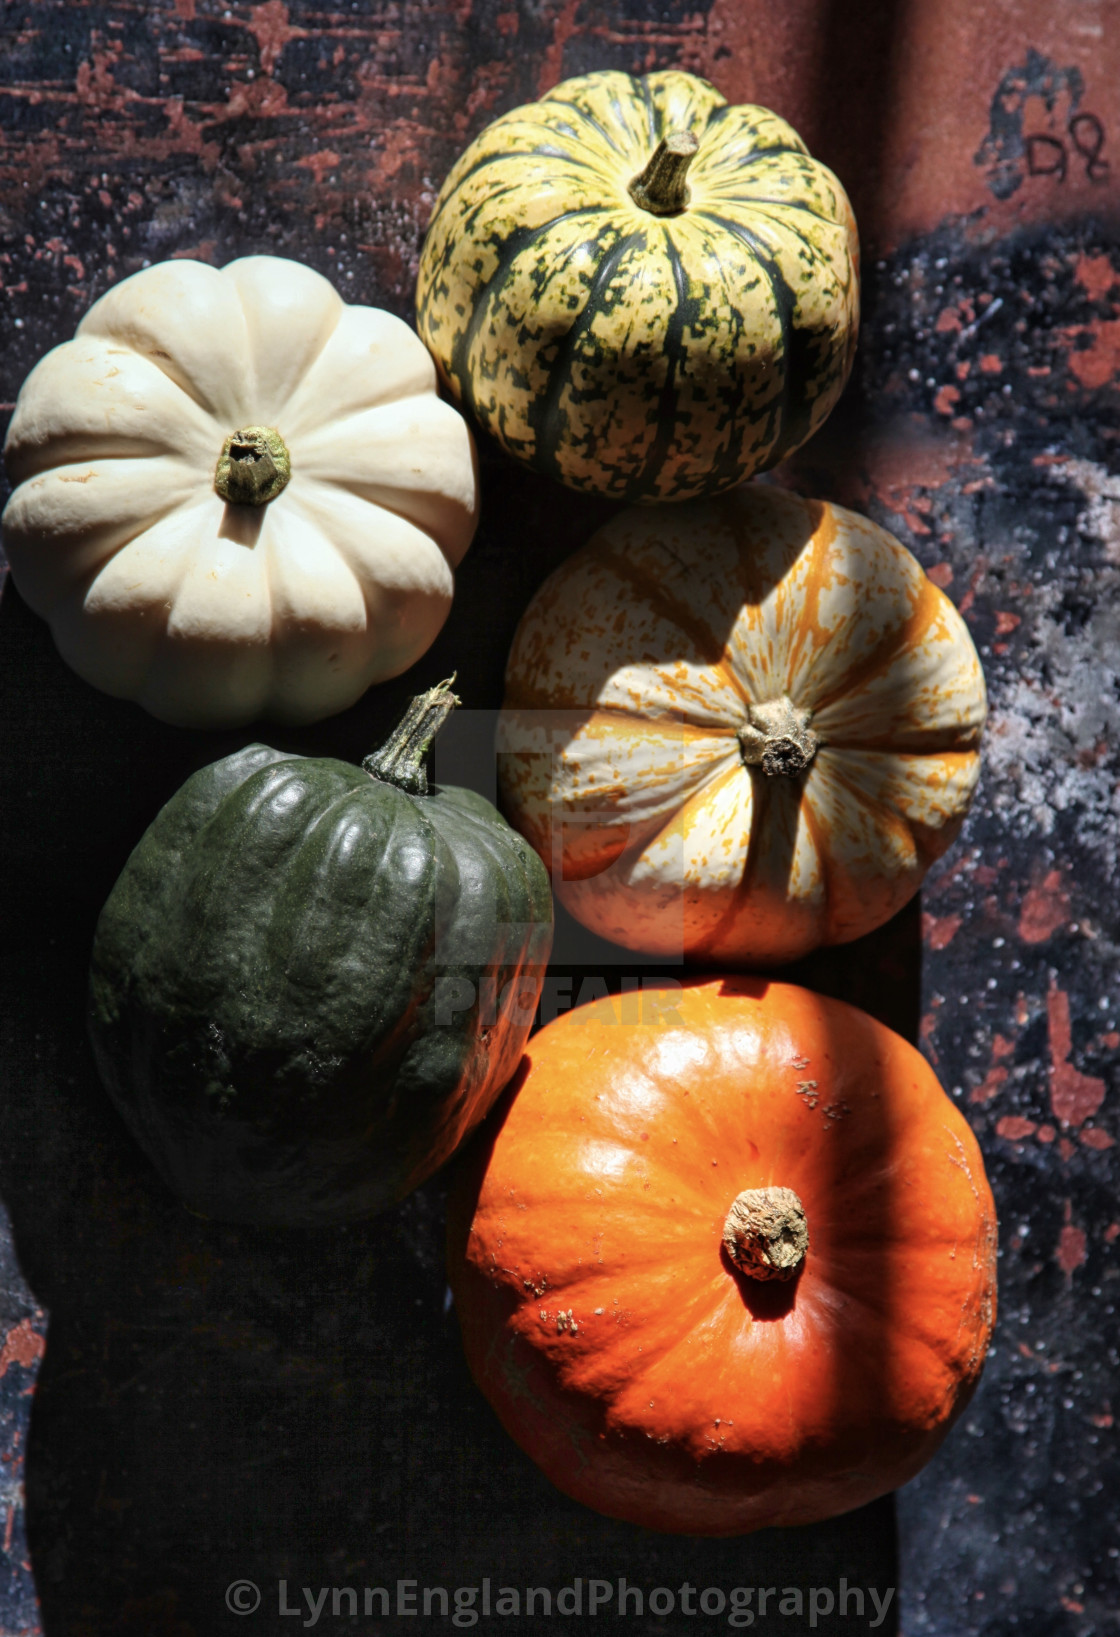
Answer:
87;682;553;1224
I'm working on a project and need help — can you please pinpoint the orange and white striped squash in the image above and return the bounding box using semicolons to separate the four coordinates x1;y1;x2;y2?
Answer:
498;485;986;965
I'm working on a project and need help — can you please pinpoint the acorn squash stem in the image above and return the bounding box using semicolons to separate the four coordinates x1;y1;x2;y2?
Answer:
628;132;699;216
363;676;460;796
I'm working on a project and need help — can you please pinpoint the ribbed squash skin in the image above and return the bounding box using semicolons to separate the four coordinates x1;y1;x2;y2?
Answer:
498;486;986;965
2;256;480;728
449;978;998;1535
88;745;553;1224
416;69;858;503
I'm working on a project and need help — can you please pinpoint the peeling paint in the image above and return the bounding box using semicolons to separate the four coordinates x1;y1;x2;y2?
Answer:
789;213;1120;1634
1048;984;1108;1126
0;7;1119;1635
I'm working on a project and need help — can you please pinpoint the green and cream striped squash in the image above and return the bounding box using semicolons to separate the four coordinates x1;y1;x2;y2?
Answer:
415;69;859;504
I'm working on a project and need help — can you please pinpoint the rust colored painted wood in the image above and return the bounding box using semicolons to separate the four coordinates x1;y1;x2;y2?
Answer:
2;3;1119;1634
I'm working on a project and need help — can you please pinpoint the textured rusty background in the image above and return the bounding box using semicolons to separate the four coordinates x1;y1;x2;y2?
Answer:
2;1;1119;1633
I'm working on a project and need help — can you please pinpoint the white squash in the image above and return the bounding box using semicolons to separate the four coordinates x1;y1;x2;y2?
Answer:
498;486;987;965
2;256;479;728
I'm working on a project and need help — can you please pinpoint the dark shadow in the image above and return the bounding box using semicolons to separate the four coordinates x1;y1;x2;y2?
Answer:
810;0;906;255
0;538;904;1635
216;502;266;547
721;1245;802;1321
787;893;922;1044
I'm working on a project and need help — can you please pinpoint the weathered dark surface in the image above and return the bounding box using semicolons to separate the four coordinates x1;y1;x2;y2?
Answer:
782;213;1120;1637
2;2;1119;1634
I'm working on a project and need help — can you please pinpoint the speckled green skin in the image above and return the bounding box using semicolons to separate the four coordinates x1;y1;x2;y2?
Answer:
88;744;553;1224
416;69;859;504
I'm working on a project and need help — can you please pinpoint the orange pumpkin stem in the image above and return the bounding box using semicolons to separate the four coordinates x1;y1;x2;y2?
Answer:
628;131;699;215
723;1185;809;1282
737;696;820;779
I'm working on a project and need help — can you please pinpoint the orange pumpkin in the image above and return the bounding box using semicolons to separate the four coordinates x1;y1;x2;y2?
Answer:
448;978;997;1535
498;485;986;965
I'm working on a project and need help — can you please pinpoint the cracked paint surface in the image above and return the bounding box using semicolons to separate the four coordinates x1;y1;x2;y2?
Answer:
785;213;1120;1636
0;1209;45;1635
1;3;1119;1635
